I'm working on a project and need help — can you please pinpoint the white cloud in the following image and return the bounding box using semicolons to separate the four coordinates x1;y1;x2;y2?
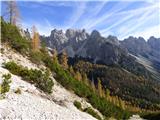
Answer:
120;25;160;40
119;6;158;38
84;2;131;30
100;4;159;38
66;2;87;28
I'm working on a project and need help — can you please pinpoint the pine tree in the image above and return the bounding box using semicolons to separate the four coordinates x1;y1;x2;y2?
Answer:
52;49;58;64
59;50;68;69
32;25;40;51
97;78;103;97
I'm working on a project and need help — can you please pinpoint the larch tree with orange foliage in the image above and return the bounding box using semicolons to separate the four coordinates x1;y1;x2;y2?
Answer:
32;25;40;51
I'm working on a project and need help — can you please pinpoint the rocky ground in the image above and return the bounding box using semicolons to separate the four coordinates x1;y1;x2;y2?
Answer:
0;45;100;120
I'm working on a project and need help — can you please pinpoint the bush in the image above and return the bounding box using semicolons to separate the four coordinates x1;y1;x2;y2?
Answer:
1;48;4;54
84;107;102;120
37;69;54;93
15;88;21;94
74;100;82;110
3;61;22;75
4;61;54;94
1;17;31;54
0;73;12;94
29;51;43;64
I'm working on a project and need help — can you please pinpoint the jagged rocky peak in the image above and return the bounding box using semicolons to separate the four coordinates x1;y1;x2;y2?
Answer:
148;36;160;51
51;29;63;34
121;36;151;55
137;37;147;44
50;29;68;44
106;35;120;45
65;29;76;38
65;28;88;42
90;30;101;39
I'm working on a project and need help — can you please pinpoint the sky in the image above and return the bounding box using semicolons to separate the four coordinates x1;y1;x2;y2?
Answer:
1;0;160;40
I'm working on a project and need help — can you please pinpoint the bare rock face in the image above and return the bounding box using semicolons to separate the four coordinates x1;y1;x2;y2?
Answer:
65;29;89;51
121;36;151;56
49;29;68;50
106;35;120;46
148;36;160;52
148;37;160;60
66;29;88;42
90;30;101;39
80;30;129;65
121;36;160;66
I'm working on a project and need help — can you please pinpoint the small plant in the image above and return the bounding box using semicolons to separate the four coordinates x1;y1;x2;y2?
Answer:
15;88;21;94
83;107;102;120
3;61;21;75
1;48;4;54
74;100;82;110
73;100;102;120
4;61;54;94
29;51;43;64
0;73;12;94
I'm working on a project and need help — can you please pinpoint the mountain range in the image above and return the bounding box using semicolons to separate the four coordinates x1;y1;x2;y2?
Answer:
40;29;160;82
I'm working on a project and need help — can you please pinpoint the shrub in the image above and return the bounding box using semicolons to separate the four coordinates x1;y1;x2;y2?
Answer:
15;88;21;94
1;18;31;54
29;51;43;64
1;48;4;54
4;61;54;94
36;69;54;93
83;107;102;120
3;61;22;75
0;73;12;94
74;100;82;110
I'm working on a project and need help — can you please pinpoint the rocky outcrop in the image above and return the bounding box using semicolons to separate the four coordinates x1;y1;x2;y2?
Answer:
66;29;88;42
77;30;129;65
121;36;160;70
49;29;68;50
121;36;151;56
148;36;160;52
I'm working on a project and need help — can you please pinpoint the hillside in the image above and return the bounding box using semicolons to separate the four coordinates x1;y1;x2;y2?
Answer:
70;59;160;110
0;45;101;120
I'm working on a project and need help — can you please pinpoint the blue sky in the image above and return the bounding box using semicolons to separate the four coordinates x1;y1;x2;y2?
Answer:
1;0;160;40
